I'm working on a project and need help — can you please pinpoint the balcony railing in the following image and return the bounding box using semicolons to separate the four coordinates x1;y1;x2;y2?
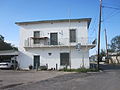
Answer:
24;37;96;48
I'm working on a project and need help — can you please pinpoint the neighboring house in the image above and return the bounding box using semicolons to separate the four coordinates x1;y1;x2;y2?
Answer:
0;35;18;63
108;52;120;64
16;18;96;70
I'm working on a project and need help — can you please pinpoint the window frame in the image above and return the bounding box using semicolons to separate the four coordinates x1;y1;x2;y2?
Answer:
69;29;76;43
60;53;69;66
33;31;40;44
34;31;40;38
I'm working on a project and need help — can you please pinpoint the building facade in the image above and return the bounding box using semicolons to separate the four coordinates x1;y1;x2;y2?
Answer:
16;18;96;70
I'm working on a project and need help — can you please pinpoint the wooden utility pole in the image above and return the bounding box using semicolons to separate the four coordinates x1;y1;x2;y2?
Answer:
97;0;102;70
105;29;108;61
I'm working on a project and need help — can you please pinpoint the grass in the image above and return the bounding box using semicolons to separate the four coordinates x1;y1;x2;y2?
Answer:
59;68;98;73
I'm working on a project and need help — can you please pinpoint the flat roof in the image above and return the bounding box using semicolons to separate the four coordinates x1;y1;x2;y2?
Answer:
15;18;91;25
0;50;19;56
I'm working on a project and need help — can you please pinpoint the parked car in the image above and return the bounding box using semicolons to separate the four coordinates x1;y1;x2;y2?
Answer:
0;60;18;69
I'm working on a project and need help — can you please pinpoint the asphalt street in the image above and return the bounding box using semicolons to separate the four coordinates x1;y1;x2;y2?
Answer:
6;64;120;90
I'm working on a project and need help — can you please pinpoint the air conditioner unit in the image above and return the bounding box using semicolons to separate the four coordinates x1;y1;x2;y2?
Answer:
76;43;81;51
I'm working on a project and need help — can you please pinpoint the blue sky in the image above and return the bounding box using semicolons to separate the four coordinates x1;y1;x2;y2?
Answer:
0;0;120;55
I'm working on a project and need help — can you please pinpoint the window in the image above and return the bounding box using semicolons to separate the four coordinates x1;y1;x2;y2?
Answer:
34;31;40;38
34;39;40;44
50;33;58;45
60;53;69;65
70;29;76;42
33;31;40;44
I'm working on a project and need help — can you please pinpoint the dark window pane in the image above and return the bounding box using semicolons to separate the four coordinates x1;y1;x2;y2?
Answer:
70;29;76;42
33;31;40;44
34;39;40;44
34;31;40;38
34;55;40;69
50;33;58;45
60;53;69;65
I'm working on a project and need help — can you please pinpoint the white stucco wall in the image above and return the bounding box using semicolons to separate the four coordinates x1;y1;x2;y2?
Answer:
18;20;90;69
18;47;89;69
19;21;88;48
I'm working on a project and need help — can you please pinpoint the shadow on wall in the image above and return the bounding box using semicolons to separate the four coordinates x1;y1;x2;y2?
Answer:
18;51;32;69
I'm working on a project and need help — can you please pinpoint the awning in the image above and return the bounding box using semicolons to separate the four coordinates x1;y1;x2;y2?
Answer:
0;50;19;56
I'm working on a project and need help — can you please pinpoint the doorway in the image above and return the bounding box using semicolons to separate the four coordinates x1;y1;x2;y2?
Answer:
60;53;69;66
33;55;40;69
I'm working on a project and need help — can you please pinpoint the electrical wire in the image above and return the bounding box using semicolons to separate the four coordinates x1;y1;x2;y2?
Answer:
102;4;120;22
102;10;120;22
102;6;120;10
89;16;98;39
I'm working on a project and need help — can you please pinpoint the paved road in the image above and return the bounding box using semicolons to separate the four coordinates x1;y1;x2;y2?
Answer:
2;64;120;90
0;70;70;90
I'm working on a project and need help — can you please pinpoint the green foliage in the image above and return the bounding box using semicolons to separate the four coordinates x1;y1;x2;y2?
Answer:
99;49;106;61
110;35;120;52
0;35;4;41
100;49;106;56
59;68;98;73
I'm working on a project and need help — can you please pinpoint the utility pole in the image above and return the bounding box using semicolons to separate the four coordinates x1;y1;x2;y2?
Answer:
68;8;71;70
97;0;102;70
104;29;108;61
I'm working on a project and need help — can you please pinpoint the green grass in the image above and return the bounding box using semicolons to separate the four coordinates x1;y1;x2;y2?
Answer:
59;68;98;73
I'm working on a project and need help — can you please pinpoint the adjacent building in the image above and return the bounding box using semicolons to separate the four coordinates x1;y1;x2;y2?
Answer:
0;35;18;63
16;18;96;70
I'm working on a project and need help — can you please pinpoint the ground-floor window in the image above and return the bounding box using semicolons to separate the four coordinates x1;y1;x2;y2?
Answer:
60;53;69;65
33;55;40;69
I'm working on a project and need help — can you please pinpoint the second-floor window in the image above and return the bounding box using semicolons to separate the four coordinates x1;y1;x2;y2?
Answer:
34;31;40;44
50;33;58;45
34;31;40;38
70;29;76;42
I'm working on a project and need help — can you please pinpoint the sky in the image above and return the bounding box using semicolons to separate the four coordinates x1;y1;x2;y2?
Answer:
0;0;120;55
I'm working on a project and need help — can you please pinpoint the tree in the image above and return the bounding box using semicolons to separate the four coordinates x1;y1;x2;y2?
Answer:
108;35;120;63
99;49;106;61
0;35;4;41
110;35;120;52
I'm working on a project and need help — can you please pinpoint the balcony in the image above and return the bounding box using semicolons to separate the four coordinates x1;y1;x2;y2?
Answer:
24;37;96;48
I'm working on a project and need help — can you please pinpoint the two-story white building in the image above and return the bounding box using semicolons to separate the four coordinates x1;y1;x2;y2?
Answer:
16;18;96;70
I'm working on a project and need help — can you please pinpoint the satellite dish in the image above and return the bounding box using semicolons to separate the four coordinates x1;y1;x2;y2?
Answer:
76;43;81;51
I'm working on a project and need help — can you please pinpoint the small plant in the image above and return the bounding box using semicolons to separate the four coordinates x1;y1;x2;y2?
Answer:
29;65;33;70
59;68;98;73
40;65;48;70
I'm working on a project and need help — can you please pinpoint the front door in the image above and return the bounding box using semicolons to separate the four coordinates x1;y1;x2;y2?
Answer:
33;55;40;69
60;53;69;66
50;33;58;45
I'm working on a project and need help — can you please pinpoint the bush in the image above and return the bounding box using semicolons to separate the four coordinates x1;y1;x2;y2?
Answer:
40;65;48;70
59;68;98;73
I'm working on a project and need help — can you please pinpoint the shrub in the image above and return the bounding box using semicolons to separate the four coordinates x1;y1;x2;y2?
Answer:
59;68;98;73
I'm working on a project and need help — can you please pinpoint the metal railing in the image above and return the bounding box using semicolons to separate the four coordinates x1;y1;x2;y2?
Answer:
24;37;96;47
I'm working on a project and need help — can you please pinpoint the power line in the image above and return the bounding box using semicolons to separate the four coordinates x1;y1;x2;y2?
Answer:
89;17;98;39
102;5;120;10
102;4;120;22
102;10;120;22
102;2;120;8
